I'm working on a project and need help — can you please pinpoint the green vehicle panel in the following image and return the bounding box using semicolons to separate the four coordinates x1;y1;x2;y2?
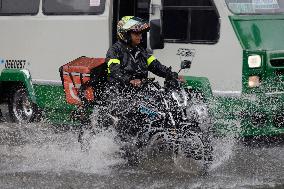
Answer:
0;69;36;103
33;84;78;125
230;15;284;51
222;15;284;137
183;76;213;102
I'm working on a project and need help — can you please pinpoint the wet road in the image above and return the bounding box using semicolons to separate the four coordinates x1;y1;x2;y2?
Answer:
0;120;284;189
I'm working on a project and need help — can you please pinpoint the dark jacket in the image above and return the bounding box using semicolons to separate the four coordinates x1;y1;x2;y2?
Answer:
106;41;177;85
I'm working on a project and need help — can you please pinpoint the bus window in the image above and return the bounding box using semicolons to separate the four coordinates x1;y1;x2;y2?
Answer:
226;0;284;15
43;0;106;15
0;0;40;15
162;0;220;44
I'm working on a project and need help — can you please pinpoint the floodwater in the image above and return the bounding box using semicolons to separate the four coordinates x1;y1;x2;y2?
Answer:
0;114;284;188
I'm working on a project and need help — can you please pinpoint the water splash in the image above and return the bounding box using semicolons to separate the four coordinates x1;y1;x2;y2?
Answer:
1;120;284;189
209;135;237;171
0;123;125;174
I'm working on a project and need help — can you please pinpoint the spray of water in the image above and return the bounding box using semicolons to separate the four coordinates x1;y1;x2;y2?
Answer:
1;121;284;188
0;123;125;174
209;135;237;171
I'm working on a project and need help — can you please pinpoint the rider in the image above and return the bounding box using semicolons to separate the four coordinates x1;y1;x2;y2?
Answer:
106;16;178;88
77;16;179;128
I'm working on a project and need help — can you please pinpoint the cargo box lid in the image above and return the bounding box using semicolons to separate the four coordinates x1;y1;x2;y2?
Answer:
63;57;105;74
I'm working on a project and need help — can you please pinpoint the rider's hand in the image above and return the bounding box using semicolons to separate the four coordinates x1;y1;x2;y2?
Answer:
130;79;142;87
177;75;186;83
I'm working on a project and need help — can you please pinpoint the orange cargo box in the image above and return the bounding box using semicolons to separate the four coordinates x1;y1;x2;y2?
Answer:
60;56;106;105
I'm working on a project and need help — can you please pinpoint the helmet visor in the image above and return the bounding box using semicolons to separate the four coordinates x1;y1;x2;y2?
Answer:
123;19;140;30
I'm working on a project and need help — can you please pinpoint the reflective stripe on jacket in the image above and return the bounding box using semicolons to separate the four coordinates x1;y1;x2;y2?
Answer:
106;41;177;84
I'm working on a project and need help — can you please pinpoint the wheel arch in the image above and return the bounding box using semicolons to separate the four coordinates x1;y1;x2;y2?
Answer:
0;69;36;103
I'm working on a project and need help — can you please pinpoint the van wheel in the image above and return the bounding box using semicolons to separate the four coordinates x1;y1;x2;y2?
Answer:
9;88;39;123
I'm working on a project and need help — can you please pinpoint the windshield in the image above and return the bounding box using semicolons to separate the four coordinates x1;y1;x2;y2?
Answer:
225;0;284;14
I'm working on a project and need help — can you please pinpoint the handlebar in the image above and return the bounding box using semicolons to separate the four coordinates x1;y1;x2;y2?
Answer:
141;78;161;90
129;77;183;91
164;77;182;90
142;77;183;91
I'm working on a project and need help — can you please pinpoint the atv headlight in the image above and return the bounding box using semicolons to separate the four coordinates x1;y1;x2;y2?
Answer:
171;90;188;107
248;55;261;68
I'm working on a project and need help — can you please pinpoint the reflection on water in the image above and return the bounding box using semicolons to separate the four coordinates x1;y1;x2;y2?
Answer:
0;122;284;189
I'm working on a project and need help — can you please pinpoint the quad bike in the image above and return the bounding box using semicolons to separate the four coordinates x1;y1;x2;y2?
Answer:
78;76;213;174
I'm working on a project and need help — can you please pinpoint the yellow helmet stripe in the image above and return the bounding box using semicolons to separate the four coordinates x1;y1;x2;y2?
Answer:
122;16;134;22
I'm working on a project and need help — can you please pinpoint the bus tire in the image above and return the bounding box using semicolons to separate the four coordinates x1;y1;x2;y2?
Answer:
8;88;40;123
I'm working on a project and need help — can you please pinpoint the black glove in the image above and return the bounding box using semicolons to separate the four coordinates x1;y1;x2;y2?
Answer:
165;78;180;89
171;72;178;79
165;70;178;80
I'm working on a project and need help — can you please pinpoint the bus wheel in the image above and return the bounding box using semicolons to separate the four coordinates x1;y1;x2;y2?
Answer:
9;88;39;123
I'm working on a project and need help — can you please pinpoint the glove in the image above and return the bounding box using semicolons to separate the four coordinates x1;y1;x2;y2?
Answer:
171;72;178;79
165;70;178;80
165;77;180;89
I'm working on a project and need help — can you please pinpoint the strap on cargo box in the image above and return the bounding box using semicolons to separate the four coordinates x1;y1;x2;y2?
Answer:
80;73;84;86
69;72;76;88
59;66;64;88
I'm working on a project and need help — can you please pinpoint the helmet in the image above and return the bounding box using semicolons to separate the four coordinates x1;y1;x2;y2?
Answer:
117;16;150;44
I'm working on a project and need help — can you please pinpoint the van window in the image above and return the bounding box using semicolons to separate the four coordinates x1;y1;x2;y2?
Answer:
162;0;220;44
226;0;284;15
43;0;106;15
0;0;40;15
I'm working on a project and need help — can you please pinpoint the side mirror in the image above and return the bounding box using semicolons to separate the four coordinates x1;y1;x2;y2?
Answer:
181;60;192;70
150;19;164;49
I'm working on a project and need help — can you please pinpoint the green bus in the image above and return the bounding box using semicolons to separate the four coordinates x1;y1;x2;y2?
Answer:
0;0;284;138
